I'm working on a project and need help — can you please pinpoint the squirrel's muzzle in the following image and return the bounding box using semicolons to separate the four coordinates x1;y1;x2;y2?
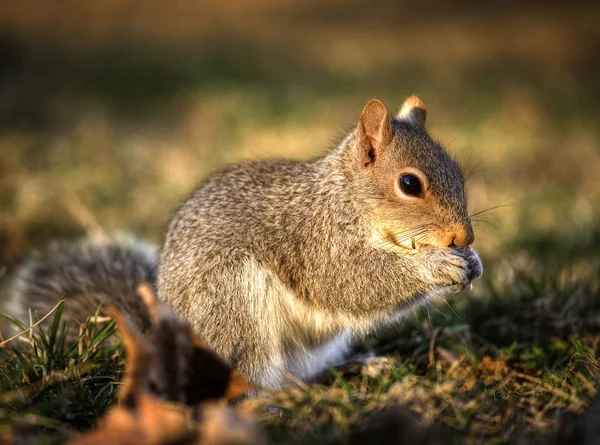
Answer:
443;222;475;247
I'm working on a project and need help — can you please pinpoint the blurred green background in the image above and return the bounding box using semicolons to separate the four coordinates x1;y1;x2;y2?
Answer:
1;0;599;268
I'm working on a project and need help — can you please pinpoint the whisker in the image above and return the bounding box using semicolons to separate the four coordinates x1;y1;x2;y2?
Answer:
425;306;434;331
463;152;499;182
377;225;434;244
472;224;491;236
416;232;436;245
471;214;501;222
443;299;461;320
448;130;464;148
392;225;433;237
472;218;500;229
472;214;501;224
473;220;500;231
459;150;473;178
368;227;430;247
470;204;513;218
427;301;449;319
397;313;408;333
464;159;487;182
395;229;430;243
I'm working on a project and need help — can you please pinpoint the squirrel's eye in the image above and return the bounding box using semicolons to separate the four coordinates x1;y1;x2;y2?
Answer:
399;174;422;197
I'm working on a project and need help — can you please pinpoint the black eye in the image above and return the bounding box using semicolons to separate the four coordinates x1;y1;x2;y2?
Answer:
400;174;422;197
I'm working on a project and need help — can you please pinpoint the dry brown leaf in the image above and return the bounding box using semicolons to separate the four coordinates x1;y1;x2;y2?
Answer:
65;284;263;445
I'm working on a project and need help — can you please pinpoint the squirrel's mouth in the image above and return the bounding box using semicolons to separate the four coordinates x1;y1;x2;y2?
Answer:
367;227;424;253
385;230;419;251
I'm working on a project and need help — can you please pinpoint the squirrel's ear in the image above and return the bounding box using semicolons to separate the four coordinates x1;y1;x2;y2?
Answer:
357;99;392;167
397;96;427;128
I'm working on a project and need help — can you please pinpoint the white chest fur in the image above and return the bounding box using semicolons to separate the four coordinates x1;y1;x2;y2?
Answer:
285;330;353;381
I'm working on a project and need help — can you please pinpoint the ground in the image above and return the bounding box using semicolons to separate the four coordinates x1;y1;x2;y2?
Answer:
0;1;599;444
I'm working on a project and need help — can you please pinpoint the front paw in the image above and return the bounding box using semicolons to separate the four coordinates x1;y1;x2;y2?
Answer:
423;246;483;290
456;247;483;284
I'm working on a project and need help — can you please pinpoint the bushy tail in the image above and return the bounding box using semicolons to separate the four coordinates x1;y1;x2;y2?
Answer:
1;234;158;340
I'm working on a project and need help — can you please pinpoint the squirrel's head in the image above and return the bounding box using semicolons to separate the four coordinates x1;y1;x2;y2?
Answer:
344;97;473;250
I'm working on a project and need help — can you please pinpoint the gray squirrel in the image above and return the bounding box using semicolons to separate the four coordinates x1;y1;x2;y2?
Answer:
3;97;482;388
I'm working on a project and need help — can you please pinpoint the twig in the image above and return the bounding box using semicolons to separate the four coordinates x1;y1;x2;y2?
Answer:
0;299;65;347
0;407;76;435
428;327;440;370
514;372;582;404
0;362;94;404
63;188;105;238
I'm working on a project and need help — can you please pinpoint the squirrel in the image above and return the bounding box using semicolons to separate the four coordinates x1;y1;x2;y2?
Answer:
2;97;482;389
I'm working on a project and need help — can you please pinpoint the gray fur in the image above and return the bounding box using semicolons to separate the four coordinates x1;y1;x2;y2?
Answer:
3;235;157;339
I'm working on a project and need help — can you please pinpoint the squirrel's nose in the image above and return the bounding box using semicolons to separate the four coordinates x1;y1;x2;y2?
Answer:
446;223;474;247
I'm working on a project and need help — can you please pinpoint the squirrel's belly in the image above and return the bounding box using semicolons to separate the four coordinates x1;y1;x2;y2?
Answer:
284;331;352;381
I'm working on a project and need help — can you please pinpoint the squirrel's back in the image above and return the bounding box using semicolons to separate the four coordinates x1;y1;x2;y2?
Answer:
2;235;158;339
161;159;325;258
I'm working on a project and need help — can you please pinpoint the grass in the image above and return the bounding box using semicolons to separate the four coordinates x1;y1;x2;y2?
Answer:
0;305;121;444
1;1;600;443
